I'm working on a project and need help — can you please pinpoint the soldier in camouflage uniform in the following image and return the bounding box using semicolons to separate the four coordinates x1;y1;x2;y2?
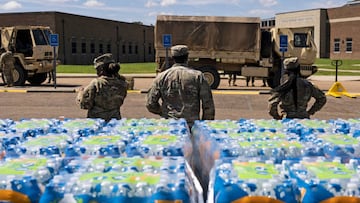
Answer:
0;47;15;87
76;53;128;122
146;45;215;128
268;57;326;119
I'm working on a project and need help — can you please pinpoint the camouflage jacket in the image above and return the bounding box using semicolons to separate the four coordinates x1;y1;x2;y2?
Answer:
0;51;15;68
76;75;128;122
268;78;326;119
146;63;215;127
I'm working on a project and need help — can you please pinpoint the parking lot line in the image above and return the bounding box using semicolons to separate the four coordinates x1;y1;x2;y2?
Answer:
0;89;27;93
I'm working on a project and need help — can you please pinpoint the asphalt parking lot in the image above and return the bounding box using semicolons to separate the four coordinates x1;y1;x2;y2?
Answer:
0;74;360;121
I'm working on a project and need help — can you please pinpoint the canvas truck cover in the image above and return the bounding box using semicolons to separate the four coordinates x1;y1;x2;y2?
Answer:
155;15;261;63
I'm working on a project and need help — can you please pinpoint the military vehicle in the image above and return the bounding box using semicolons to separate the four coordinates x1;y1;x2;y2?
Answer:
0;25;57;85
155;15;318;89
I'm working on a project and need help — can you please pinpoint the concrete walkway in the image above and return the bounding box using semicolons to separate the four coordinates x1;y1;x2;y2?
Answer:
56;73;360;81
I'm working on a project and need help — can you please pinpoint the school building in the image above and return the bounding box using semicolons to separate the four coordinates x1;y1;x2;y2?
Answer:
0;11;155;65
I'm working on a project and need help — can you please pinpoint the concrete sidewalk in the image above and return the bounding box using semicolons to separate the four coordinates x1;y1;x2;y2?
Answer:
56;73;360;81
1;73;359;93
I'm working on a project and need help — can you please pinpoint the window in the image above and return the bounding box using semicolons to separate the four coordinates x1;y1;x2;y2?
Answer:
122;44;126;54
43;29;51;42
346;38;352;53
270;20;275;26
107;44;111;53
71;39;77;54
128;43;132;54
81;42;86;54
32;29;48;45
15;30;33;57
293;33;308;47
90;42;95;54
135;45;138;54
148;43;152;54
99;44;103;54
334;38;340;53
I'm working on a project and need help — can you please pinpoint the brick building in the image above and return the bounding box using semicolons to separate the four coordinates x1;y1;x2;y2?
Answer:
0;11;154;65
327;2;360;60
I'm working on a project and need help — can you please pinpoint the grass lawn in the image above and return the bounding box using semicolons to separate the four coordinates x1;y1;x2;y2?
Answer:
314;58;360;75
57;62;157;74
56;59;360;75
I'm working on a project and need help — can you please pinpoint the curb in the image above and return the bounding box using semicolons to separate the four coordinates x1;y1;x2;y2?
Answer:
0;87;273;95
0;88;76;93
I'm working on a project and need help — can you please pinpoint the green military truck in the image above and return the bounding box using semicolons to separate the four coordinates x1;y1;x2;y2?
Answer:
155;15;318;89
0;25;57;85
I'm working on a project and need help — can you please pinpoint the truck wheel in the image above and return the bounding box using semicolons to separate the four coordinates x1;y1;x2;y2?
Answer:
27;73;47;85
9;64;27;86
200;66;220;89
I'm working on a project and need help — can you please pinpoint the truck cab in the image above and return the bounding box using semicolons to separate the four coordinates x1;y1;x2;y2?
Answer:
1;26;57;85
273;27;317;75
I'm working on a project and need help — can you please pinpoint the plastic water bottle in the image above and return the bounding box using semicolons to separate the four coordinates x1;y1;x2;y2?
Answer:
260;182;277;199
151;179;177;202
59;194;77;203
60;118;104;138
345;182;360;197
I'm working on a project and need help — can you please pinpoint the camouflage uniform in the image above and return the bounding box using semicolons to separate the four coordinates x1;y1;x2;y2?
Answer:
76;54;128;122
268;57;326;119
0;50;15;87
146;45;215;128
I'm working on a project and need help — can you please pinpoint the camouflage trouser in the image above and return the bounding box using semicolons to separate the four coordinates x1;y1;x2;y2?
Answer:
2;65;14;86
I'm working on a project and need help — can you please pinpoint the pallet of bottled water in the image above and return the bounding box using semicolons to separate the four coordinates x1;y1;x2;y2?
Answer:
191;118;360;202
208;157;360;203
0;118;202;203
285;157;360;203
1;118;192;159
40;156;202;203
0;155;63;203
208;158;301;203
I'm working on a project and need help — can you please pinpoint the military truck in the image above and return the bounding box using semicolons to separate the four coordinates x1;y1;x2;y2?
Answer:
155;15;317;89
0;25;57;85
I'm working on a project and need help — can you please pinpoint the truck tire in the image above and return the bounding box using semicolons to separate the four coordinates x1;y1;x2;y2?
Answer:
2;64;28;86
200;66;220;89
27;73;47;85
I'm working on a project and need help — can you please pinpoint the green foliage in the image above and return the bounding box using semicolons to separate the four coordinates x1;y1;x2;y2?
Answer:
314;59;360;76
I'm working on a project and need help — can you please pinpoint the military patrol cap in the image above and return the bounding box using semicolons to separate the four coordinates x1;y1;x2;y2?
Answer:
171;45;188;57
94;53;115;69
283;57;299;70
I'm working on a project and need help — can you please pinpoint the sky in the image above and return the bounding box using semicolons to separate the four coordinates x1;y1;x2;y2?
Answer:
0;0;351;25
